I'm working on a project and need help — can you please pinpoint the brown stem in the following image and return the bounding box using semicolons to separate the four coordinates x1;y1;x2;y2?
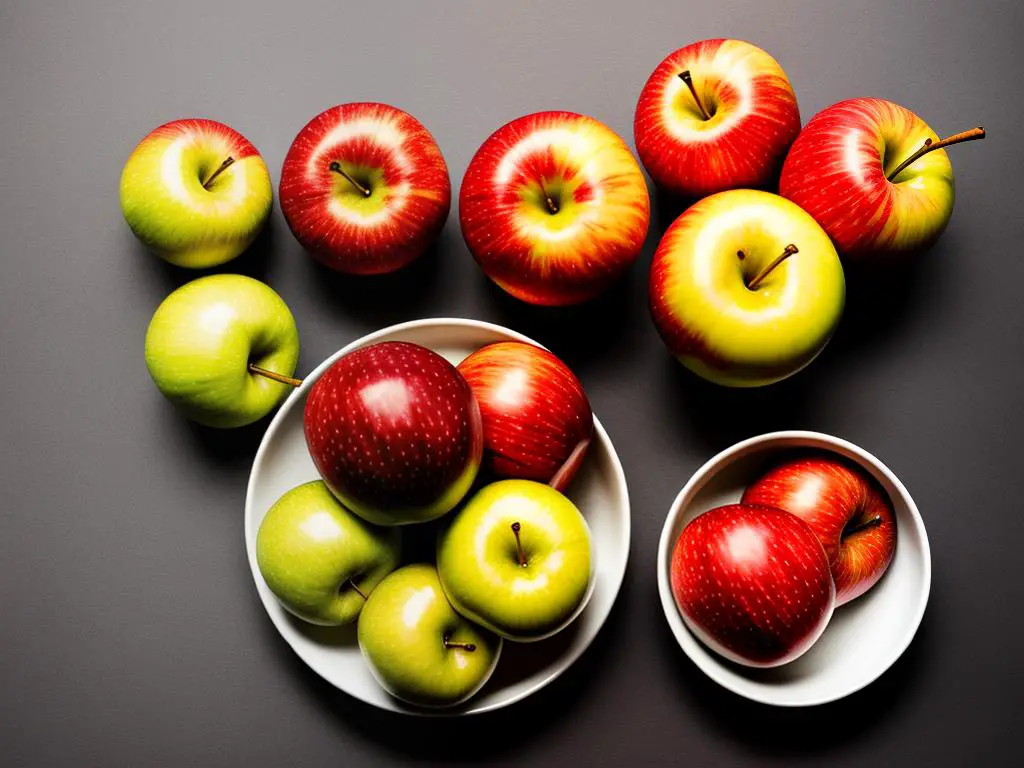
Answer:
248;364;303;388
347;579;367;600
202;156;235;189
678;71;711;120
843;515;883;538
443;635;476;652
747;244;799;290
548;436;592;490
540;183;559;214
329;161;372;197
886;126;985;182
511;521;527;567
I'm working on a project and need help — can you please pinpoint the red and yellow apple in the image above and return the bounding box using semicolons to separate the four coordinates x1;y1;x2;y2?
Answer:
280;103;451;275
460;111;650;305
634;39;801;199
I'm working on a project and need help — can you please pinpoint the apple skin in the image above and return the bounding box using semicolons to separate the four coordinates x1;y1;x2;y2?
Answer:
457;342;593;492
256;481;400;625
437;480;593;642
120;119;272;268
634;39;801;199
304;341;483;526
779;98;954;258
279;103;451;275
671;504;835;667
144;274;299;428
460;110;650;306
358;564;502;708
650;189;845;387
742;455;897;605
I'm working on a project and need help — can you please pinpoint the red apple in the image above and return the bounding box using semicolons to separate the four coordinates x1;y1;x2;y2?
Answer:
742;455;897;605
279;103;451;275
457;342;593;491
304;342;482;526
779;98;985;258
671;504;835;667
634;39;801;199
459;111;650;306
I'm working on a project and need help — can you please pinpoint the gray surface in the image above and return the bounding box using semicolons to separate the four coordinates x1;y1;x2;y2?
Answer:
1;0;1021;765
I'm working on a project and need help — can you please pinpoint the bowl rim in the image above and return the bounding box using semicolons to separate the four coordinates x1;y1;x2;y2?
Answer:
656;429;931;707
244;317;631;716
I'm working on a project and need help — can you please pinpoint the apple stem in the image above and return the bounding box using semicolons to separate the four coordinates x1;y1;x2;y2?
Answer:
747;244;799;290
886;126;986;182
442;635;477;652
548;437;592;490
539;183;559;214
347;579;368;600
248;364;303;388
843;515;883;538
511;521;527;567
678;71;711;121
329;161;372;197
202;156;235;189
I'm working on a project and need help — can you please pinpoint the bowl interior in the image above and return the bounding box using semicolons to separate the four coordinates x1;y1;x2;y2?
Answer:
657;432;930;706
245;319;630;715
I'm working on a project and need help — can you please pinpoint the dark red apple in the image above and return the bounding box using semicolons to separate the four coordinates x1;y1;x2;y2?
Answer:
671;504;835;667
304;342;482;526
742;454;897;605
457;342;593;492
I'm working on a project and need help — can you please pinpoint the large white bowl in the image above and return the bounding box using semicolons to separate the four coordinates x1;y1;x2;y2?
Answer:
657;431;930;707
245;318;630;715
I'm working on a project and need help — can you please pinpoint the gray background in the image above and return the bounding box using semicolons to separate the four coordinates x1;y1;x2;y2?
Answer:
1;0;1021;765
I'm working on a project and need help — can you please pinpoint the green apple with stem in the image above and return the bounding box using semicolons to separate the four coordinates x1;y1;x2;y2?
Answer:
256;481;400;625
145;274;300;428
358;564;502;708
120;119;273;268
437;479;593;641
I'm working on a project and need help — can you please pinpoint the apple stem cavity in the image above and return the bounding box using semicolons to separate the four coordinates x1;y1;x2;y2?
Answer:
678;71;711;121
747;244;799;290
328;161;372;198
886;126;986;182
843;515;883;538
201;156;235;190
442;635;476;652
247;363;303;388
511;521;528;567
539;183;560;214
346;579;368;600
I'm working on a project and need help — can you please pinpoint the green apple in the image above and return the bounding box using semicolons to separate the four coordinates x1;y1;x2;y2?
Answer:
144;274;300;428
256;481;400;625
436;480;593;642
650;189;846;387
358;564;501;708
120;118;272;268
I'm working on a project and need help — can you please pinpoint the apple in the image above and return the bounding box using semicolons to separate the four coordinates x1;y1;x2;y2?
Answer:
304;341;482;526
650;189;845;387
634;38;801;199
120;119;272;268
457;342;593;491
358;564;502;708
742;454;897;605
460;111;650;305
256;481;400;625
779;98;985;258
671;504;835;667
279;103;451;275
437;479;593;641
145;274;300;428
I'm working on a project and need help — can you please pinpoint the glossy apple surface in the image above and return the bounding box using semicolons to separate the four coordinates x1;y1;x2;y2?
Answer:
460;110;650;305
144;274;299;428
120;119;272;268
650;189;845;387
457;342;593;491
256;481;400;625
280;103;451;274
634;38;801;199
358;564;502;708
742;454;897;605
304;341;482;525
671;504;835;667
437;480;593;641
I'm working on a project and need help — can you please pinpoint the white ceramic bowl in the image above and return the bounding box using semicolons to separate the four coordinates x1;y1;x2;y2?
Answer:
245;318;630;715
657;430;930;707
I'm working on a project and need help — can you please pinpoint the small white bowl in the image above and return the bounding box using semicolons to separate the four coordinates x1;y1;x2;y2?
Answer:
245;318;630;715
657;430;930;707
